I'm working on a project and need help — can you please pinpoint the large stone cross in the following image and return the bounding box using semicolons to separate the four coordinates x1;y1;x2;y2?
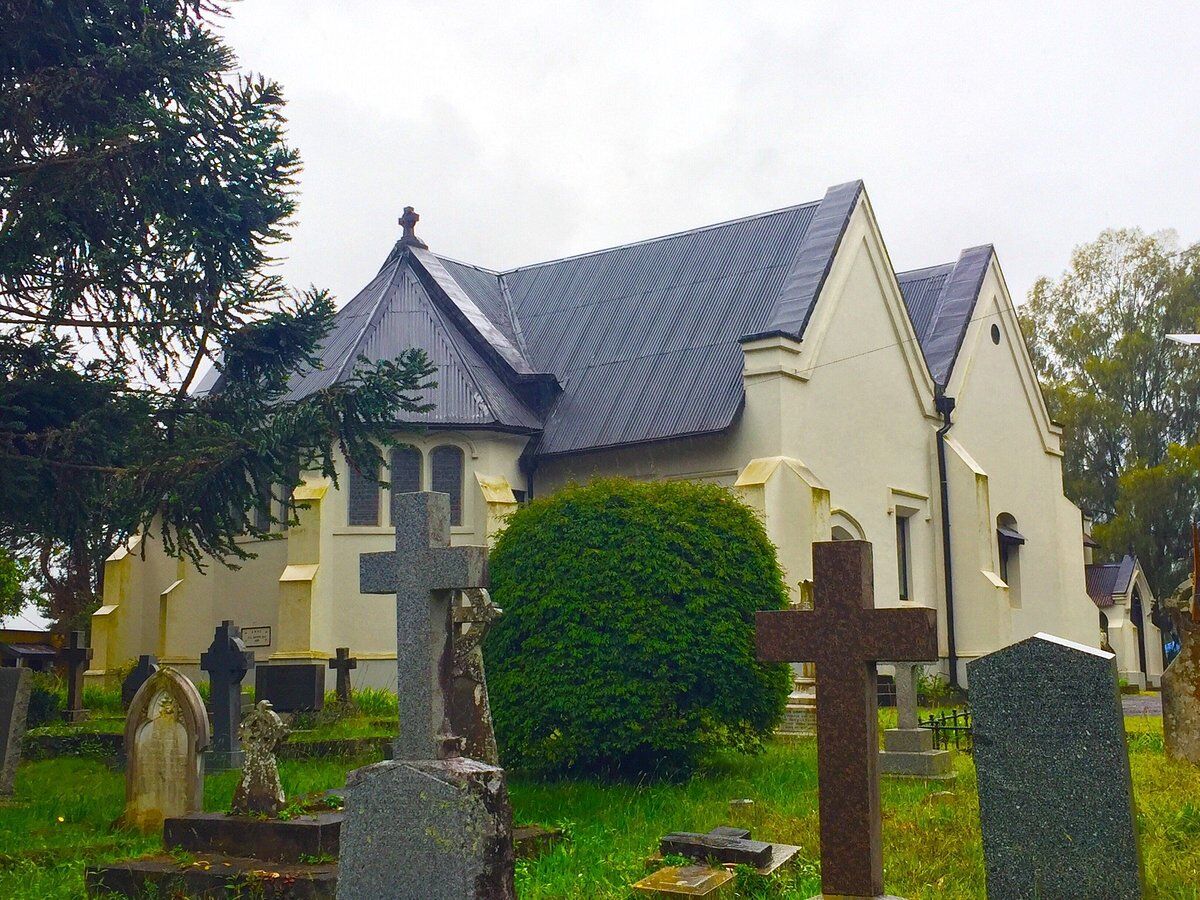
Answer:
328;647;357;704
756;540;937;899
360;491;488;760
59;630;93;723
199;621;255;757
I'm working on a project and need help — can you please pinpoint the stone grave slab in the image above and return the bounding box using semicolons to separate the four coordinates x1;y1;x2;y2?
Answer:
969;632;1143;899
123;667;209;832
879;662;951;779
512;824;565;859
631;864;734;898
0;667;31;795
256;663;326;713
86;854;336;899
164;811;342;863
660;827;772;867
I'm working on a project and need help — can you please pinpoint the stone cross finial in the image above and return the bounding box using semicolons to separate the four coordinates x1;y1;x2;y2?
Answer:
59;631;93;724
360;492;488;760
398;205;428;249
755;540;937;898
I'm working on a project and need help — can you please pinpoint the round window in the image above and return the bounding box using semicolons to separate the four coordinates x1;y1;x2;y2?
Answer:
990;323;1001;344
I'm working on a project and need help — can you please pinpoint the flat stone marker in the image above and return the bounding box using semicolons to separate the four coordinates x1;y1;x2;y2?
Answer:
660;826;772;867
123;667;210;832
969;633;1143;899
58;630;92;724
756;540;936;899
338;492;514;900
0;668;31;795
631;864;734;898
121;655;158;710
328;647;357;704
879;662;951;779
200;620;255;771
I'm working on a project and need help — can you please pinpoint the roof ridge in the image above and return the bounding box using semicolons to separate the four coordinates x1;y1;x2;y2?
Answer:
896;260;955;279
499;199;823;275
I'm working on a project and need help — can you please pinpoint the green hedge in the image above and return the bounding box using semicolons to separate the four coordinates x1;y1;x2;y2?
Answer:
484;477;791;779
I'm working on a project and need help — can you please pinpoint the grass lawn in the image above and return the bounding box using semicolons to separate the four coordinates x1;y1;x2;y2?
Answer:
1;716;1197;898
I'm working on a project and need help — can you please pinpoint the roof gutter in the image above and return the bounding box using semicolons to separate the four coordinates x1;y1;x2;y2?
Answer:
934;392;960;689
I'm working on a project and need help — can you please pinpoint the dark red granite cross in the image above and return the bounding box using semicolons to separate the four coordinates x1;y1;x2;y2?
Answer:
756;540;937;899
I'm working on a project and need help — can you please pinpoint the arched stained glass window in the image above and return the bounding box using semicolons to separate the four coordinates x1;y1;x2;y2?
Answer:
347;459;380;526
389;445;423;525
431;445;465;526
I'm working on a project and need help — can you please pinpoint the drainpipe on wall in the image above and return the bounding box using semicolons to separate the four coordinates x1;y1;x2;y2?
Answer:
935;392;960;689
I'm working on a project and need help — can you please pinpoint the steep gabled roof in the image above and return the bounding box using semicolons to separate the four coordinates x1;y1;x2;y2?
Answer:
1085;555;1138;609
896;245;994;387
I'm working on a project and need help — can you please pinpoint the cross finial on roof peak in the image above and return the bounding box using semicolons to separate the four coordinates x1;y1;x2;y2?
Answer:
398;205;428;249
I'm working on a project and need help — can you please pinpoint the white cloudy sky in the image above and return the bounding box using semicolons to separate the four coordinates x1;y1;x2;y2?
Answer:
215;1;1200;307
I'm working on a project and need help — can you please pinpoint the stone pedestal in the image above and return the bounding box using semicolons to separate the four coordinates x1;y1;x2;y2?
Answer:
878;727;952;778
777;665;817;736
337;756;514;900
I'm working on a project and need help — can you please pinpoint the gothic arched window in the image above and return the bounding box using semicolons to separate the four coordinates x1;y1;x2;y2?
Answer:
347;459;381;526
389;445;423;525
431;445;465;526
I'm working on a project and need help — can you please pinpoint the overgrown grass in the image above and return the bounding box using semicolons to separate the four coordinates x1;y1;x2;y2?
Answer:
1;716;1196;898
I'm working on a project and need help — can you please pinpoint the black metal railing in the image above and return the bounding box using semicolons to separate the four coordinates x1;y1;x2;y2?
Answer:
920;707;973;752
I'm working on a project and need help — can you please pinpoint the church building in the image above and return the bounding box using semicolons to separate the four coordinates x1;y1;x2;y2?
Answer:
89;180;1123;691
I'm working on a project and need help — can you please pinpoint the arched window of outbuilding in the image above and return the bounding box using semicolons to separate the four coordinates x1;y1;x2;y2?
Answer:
389;445;423;525
997;513;1024;606
347;458;381;526
431;445;465;526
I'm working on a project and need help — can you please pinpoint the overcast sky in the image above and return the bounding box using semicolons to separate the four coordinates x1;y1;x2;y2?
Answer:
214;1;1200;308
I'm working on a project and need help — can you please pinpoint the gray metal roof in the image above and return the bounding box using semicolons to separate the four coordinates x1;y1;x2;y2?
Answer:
896;245;994;387
1085;555;1137;609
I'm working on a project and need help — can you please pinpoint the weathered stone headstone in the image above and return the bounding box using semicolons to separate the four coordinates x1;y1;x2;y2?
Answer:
969;633;1143;899
448;586;503;765
199;620;255;771
1162;527;1199;764
338;491;514;900
232;700;289;818
123;667;209;832
879;662;951;778
255;662;325;713
328;647;357;704
0;668;31;795
755;540;936;899
121;655;158;710
59;630;92;724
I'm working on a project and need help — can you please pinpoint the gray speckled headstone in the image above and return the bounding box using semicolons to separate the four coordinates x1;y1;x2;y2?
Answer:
338;757;514;900
969;633;1143;899
0;667;31;795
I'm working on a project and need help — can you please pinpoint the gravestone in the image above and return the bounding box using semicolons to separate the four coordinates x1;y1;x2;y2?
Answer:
199;620;255;771
121;655;158;710
255;662;325;713
232;700;289;818
1162;527;1199;764
879;662;951;778
329;648;357;704
123;668;209;832
969;633;1143;899
338;491;515;900
0;668;31;795
448;587;503;765
631;864;734;898
59;630;93;723
660;826;772;867
755;540;936;899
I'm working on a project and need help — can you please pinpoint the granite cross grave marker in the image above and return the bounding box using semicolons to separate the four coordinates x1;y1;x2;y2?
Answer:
0;668;31;795
329;647;357;704
59;630;93;723
969;633;1143;899
755;540;936;899
200;620;255;770
339;492;515;900
123;667;210;832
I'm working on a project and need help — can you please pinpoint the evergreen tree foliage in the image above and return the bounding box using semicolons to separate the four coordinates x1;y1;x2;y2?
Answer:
484;478;792;780
1020;229;1200;596
0;1;436;624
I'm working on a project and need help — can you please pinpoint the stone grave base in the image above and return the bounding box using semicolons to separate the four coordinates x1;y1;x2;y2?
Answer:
513;823;565;858
338;756;514;900
164;812;342;862
86;853;336;899
878;728;953;779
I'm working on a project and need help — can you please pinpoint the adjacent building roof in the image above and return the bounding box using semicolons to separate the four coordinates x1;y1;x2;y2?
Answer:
896;245;994;387
1085;555;1138;608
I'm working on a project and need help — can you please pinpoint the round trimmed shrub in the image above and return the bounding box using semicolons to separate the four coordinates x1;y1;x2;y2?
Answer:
484;477;791;779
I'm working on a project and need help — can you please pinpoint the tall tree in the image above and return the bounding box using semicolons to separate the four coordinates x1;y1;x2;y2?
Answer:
1020;229;1200;596
0;1;435;626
